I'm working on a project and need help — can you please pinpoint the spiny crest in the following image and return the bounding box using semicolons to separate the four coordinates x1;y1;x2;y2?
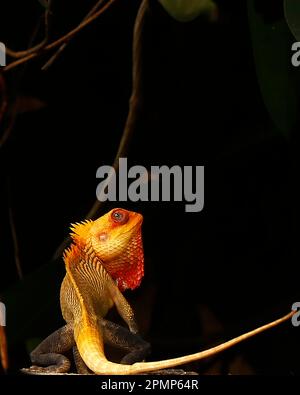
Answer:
63;246;71;261
63;244;80;262
70;219;94;247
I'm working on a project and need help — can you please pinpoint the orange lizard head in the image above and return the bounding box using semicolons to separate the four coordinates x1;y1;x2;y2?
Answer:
70;208;144;292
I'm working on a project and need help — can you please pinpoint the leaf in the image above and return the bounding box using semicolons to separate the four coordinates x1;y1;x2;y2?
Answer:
284;0;300;41
15;95;47;115
37;0;50;10
158;0;217;23
247;0;300;138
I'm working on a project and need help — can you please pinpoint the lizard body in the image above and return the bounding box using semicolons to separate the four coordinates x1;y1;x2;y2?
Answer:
26;208;294;375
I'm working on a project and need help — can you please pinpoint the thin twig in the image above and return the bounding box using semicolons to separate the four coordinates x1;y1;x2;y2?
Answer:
42;0;107;70
0;4;52;148
86;0;148;220
9;207;23;280
0;75;17;149
5;0;52;59
4;0;117;72
52;0;149;260
0;325;8;372
0;74;7;125
0;113;16;149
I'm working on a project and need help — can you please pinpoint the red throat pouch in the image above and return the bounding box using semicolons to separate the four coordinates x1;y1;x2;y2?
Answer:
104;231;144;292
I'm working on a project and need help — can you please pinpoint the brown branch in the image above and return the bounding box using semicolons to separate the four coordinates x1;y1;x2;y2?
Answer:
0;114;16;149
8;207;23;280
21;369;198;375
0;3;52;148
0;74;7;125
5;0;52;59
4;0;118;72
42;0;107;70
52;0;149;260
86;0;147;220
0;325;8;373
0;75;18;149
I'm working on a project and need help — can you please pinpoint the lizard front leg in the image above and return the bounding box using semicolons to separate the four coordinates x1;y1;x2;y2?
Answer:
104;273;151;363
107;274;139;334
23;324;74;374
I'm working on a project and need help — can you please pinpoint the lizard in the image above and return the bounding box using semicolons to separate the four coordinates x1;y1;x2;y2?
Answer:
24;208;294;375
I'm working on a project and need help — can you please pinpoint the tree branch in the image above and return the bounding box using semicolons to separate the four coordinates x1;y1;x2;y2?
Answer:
52;0;149;260
42;0;107;70
9;206;23;280
5;0;52;58
4;0;117;72
0;325;8;373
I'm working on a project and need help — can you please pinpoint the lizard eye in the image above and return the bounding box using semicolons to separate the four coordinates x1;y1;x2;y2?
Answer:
111;209;129;225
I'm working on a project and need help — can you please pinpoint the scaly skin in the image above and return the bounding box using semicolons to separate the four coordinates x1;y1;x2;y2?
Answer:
25;208;294;375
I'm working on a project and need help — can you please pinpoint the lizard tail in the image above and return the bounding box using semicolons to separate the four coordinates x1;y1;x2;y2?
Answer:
76;311;294;375
75;318;135;374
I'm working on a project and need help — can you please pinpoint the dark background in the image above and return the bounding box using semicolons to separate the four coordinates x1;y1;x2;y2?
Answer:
0;0;299;374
